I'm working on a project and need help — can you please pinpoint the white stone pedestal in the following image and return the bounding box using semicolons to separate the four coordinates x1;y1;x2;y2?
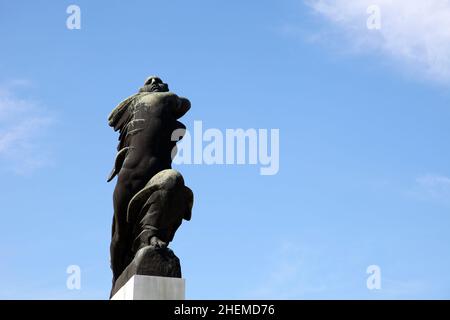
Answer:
111;275;185;300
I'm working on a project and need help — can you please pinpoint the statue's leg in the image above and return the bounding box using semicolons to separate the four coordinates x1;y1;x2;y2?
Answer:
139;196;183;247
110;163;150;282
110;177;133;282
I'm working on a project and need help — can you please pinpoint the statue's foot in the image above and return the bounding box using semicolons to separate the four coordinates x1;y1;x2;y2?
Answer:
149;236;167;249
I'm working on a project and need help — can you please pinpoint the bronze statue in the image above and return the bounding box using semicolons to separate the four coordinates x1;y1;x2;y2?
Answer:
107;76;193;296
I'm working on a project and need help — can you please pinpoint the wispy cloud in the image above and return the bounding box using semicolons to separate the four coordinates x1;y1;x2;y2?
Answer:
414;174;450;203
243;238;431;299
381;278;429;299
306;0;450;84
0;81;54;174
243;241;327;299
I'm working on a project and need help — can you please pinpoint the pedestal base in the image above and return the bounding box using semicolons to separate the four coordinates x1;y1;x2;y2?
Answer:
110;275;185;300
110;246;182;297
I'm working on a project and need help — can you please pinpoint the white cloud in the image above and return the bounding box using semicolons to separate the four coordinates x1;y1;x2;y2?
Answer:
0;82;53;174
306;0;450;84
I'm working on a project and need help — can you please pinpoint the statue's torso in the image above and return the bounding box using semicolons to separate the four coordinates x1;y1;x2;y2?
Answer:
121;92;180;174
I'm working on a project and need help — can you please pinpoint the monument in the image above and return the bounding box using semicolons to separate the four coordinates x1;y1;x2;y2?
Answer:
107;76;193;299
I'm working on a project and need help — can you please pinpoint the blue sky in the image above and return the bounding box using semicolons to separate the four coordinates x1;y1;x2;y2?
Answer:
1;0;450;299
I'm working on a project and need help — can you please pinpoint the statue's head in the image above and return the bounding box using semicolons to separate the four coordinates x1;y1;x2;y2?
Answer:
140;76;169;93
